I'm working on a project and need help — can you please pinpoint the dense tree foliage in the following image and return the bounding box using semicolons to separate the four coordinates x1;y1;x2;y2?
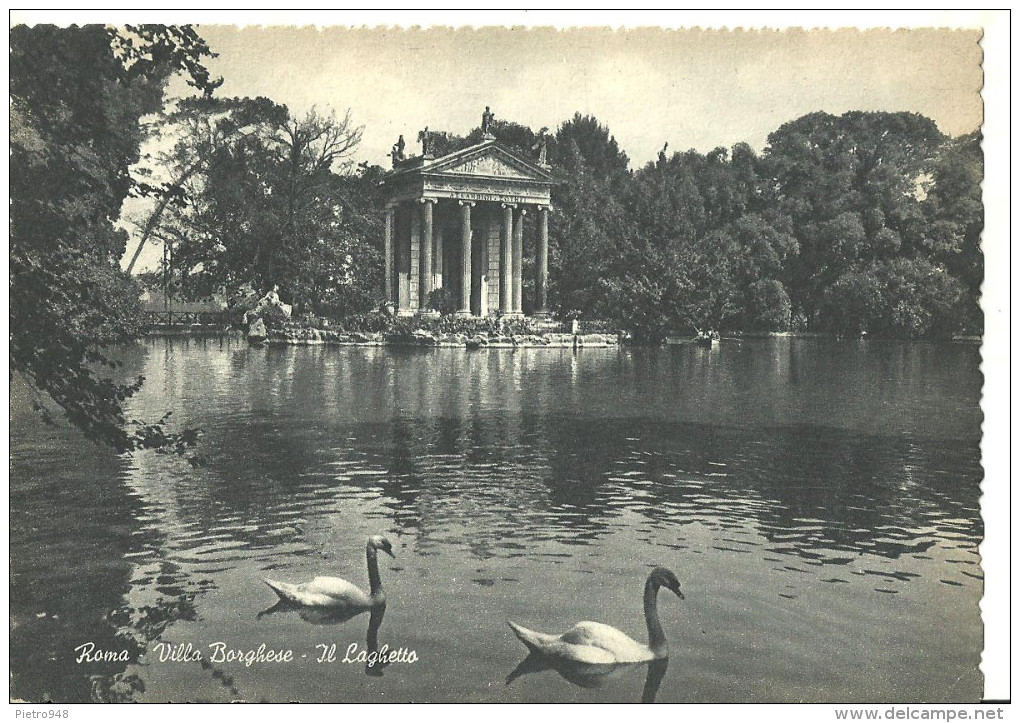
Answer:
545;114;632;317
921;131;984;332
426;118;538;159
590;143;793;340
544;110;980;340
759;111;962;334
10;24;218;451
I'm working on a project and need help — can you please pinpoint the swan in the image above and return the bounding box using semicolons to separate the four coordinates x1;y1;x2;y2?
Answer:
508;566;684;664
263;535;394;609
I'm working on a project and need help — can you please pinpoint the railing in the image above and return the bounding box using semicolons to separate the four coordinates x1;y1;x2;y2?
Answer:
143;310;230;328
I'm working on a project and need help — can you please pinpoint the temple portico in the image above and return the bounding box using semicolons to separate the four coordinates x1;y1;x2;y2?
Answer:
380;134;554;318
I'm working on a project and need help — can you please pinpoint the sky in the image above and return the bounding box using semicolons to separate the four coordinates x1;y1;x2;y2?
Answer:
188;24;983;170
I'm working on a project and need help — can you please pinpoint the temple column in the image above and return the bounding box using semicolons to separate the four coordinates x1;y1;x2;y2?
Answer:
396;204;411;314
535;205;549;316
500;203;514;315
419;198;435;311
434;223;443;291
384;204;395;304
473;214;487;317
512;206;526;314
458;201;474;315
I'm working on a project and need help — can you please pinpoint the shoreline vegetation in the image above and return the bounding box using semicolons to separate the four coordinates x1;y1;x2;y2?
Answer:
265;330;982;347
140;321;982;347
268;329;620;348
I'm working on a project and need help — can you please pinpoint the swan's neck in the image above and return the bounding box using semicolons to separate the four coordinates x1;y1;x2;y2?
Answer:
366;545;383;597
644;578;667;655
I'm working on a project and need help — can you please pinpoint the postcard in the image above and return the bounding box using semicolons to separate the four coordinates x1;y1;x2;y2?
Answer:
8;10;1007;709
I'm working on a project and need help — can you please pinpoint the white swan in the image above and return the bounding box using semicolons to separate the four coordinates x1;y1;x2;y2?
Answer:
508;566;684;664
264;535;394;609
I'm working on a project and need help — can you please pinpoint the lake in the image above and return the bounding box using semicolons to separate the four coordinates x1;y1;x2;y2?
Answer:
9;337;983;703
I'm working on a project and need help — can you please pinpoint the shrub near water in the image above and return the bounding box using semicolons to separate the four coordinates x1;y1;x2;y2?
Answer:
282;311;541;339
383;315;540;340
336;310;393;334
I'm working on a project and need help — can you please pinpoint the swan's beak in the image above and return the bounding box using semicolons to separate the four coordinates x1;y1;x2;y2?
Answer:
672;584;685;600
383;547;396;558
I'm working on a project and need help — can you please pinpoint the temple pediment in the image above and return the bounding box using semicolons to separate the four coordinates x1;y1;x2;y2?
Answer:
427;143;551;182
381;139;553;205
443;153;531;178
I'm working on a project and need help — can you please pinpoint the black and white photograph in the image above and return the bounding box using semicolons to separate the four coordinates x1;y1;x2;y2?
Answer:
8;10;1008;711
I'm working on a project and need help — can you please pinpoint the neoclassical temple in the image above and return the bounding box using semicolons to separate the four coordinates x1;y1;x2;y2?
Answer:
379;132;554;317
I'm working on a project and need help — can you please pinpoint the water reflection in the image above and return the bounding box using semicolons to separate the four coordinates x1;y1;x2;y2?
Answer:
9;338;984;703
9;373;201;703
642;659;668;704
507;655;668;703
255;602;389;677
256;599;366;625
364;606;389;677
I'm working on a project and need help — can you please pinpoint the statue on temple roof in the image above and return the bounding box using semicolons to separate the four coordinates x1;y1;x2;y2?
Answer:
418;126;433;157
391;135;406;166
482;106;495;138
531;127;549;166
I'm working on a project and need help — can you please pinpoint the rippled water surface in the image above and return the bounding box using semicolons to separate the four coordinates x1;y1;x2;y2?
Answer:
10;338;983;703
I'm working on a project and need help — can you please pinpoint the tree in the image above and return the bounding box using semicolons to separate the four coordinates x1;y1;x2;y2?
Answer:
745;279;793;331
880;258;965;337
761;111;947;328
921;131;983;334
284;163;386;317
550;113;630;189
727;213;799;330
760;111;984;337
611;142;798;337
823;258;965;338
616;149;729;336
424;117;540;160
425;129;469;158
141;102;376;317
547;115;632;316
820;267;885;336
467;118;539;159
10;24;218;451
124;95;288;273
597;248;697;343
